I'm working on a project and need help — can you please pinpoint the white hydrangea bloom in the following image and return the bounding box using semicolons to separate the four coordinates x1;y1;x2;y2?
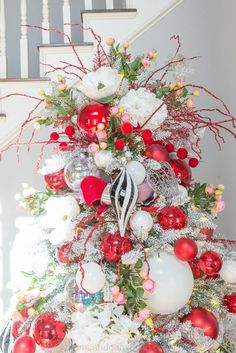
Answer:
119;88;168;130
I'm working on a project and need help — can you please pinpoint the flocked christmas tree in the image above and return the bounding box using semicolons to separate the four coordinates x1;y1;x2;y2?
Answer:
1;31;236;353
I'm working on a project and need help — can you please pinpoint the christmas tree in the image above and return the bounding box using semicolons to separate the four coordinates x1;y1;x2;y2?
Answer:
1;34;236;353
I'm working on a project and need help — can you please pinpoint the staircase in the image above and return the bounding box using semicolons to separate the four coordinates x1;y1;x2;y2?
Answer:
0;0;184;150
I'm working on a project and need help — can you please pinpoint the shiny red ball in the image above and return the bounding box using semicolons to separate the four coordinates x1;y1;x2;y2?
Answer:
182;307;219;339
13;335;36;353
223;292;236;314
144;144;170;162
77;102;109;141
158;206;187;230
189;259;204;279
33;313;66;348
44;169;68;192
101;232;133;262
199;251;222;275
174;238;198;261
169;159;192;186
12;319;30;338
139;342;164;353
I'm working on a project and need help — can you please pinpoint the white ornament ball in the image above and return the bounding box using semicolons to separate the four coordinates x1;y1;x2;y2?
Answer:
76;262;106;293
146;252;194;315
126;161;146;185
94;150;113;169
130;210;153;233
220;260;236;283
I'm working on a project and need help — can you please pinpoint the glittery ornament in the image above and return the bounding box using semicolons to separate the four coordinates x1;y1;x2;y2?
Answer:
33;313;66;348
64;154;90;191
77;102;109;141
146;161;178;198
199;251;222;275
182;308;219;339
158;206;187;230
44;169;68;192
169;159;192;186
189;259;204;279
66;279;103;309
101;232;133;262
223;292;236;314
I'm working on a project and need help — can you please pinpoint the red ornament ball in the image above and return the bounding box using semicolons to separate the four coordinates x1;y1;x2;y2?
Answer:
101;232;133;262
199;251;222;275
115;139;126;150
158;206;187;230
174;238;198;261
144;144;170;162
223;292;236;314
200;228;214;237
33;313;66;348
139;342;164;353
177;147;188;160
44;169;68;192
77;102;109;141
182;307;219;339
189;259;204;279
189;157;199;168
56;242;76;264
169;159;192;186
13;335;36;353
12;319;30;338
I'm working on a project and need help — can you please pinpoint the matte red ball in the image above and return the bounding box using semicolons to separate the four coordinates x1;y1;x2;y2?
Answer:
101;232;133;262
182;307;219;339
158;206;187;230
169;159;192;186
44;169;68;192
223;292;236;314
139;342;164;353
174;238;198;261
199;251;222;275
56;242;76;264
13;335;36;353
189;259;204;279
144;144;170;162
33;313;66;348
12;319;30;338
77;102;109;141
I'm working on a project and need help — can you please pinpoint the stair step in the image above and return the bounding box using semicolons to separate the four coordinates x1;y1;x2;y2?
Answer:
81;8;137;14
38;42;93;49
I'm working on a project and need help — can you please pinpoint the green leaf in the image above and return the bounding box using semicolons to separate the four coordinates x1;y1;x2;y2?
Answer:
96;94;115;104
136;287;144;298
135;259;143;269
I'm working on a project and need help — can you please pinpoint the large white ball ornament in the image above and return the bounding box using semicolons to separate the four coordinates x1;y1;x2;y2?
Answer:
76;262;106;293
130;210;153;233
94;150;113;168
220;260;236;283
126;161;146;185
146;252;194;315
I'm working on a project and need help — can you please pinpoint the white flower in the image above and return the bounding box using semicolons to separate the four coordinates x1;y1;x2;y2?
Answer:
38;155;66;175
75;67;122;100
119;88;168;130
49;221;75;245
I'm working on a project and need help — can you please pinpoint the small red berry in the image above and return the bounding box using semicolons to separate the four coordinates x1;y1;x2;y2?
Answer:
50;132;59;141
115;139;125;150
141;129;154;145
121;122;134;134
189;157;199;168
59;142;68;151
165;143;175;153
177;148;188;159
155;140;163;145
65;125;75;137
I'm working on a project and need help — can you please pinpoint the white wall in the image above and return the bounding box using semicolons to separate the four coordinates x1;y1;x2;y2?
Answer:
0;0;236;316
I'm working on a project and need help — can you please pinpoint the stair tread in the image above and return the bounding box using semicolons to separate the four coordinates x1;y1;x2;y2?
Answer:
38;42;93;48
0;78;50;82
81;8;137;14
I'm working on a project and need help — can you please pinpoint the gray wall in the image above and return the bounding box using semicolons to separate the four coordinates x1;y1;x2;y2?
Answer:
1;0;236;315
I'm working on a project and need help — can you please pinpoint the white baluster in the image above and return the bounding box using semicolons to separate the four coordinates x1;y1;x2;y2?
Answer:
42;0;50;44
0;0;7;78
84;0;92;10
63;0;71;43
106;0;114;9
20;0;29;78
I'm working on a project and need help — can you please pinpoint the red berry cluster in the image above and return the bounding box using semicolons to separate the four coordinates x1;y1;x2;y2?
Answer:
165;143;199;168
